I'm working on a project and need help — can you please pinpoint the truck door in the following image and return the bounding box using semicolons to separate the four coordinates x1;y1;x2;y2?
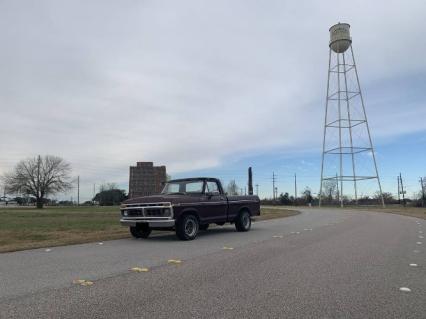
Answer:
203;181;228;223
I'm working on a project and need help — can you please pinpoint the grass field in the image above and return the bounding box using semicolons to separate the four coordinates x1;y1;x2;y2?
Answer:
0;206;126;253
312;205;426;220
0;206;299;253
356;206;426;220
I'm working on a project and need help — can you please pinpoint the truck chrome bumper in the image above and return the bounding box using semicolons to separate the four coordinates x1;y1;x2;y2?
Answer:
120;219;175;228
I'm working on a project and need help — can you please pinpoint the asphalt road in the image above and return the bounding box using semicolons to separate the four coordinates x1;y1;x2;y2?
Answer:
0;208;425;318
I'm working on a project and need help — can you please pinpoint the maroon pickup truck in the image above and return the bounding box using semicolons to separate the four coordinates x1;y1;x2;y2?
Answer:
120;177;260;240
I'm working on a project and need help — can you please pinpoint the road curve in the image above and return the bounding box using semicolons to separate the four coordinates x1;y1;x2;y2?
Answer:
0;208;425;318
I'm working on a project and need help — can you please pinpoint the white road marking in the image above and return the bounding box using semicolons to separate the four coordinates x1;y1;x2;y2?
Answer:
98;242;104;245
399;287;411;292
418;236;424;239
409;263;418;267
416;242;423;245
45;249;52;252
418;231;423;234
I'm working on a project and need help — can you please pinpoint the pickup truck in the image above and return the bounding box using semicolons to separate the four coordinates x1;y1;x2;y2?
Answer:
120;177;260;240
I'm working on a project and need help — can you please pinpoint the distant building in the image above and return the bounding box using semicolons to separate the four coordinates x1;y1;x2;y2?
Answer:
129;162;167;198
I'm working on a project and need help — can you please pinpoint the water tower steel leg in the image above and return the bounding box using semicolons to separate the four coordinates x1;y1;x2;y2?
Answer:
342;52;358;205
319;49;332;207
337;53;344;208
350;46;385;207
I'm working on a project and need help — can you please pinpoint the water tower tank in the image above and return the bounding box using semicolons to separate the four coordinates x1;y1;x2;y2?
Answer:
329;23;351;53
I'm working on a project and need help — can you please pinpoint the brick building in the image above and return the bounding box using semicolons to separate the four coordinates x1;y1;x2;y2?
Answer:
128;162;167;198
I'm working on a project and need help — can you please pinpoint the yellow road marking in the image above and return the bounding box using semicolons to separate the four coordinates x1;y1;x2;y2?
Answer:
73;279;94;286
131;267;149;272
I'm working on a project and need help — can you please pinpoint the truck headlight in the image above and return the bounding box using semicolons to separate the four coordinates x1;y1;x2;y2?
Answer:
123;211;128;217
163;208;171;215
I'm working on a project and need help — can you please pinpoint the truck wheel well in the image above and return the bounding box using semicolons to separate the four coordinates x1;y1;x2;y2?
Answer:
239;207;251;216
179;209;200;222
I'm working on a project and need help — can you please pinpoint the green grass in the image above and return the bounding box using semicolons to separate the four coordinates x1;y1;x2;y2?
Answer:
0;206;300;253
0;206;127;253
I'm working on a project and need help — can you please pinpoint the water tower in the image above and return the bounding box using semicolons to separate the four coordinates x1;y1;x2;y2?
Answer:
319;23;385;207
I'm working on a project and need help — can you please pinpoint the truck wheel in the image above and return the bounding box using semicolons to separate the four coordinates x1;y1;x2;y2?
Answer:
199;224;209;231
176;215;199;240
235;210;251;232
130;225;151;239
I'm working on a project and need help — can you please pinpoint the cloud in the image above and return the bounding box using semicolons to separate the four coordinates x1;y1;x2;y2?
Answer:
0;0;425;200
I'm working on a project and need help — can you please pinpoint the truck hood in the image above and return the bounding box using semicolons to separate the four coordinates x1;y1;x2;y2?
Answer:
123;194;200;205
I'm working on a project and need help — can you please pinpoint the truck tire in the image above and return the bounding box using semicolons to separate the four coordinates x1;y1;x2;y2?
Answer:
199;224;209;231
176;214;199;240
130;224;151;239
235;210;251;232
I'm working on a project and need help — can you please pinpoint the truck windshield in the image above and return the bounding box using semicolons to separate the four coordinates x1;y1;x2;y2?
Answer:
162;180;204;194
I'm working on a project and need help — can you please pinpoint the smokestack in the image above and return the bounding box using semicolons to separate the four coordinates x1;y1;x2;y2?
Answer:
248;167;253;195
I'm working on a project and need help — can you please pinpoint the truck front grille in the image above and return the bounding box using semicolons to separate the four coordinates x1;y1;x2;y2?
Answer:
145;209;166;217
127;209;143;217
121;202;172;219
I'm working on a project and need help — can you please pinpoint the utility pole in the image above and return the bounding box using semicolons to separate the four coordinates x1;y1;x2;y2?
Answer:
399;173;406;206
294;173;297;204
397;176;401;204
93;183;96;204
420;177;425;208
244;187;247;196
255;184;259;196
77;176;80;207
336;173;340;204
272;172;276;201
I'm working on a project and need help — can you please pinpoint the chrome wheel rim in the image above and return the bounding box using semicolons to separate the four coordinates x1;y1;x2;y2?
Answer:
185;218;197;237
242;213;250;228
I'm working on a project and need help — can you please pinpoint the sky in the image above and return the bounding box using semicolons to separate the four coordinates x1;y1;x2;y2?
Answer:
0;0;425;202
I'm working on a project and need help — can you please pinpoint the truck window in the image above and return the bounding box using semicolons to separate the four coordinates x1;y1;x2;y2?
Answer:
185;181;204;193
206;181;219;193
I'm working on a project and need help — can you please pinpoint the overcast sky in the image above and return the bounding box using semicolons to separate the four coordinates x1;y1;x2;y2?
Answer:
1;0;425;201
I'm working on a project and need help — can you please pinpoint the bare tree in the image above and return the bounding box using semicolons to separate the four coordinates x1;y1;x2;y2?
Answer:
2;155;72;208
374;191;394;204
322;179;338;203
226;180;240;195
302;187;313;204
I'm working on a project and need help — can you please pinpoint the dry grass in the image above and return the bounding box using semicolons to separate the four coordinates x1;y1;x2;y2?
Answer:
355;205;426;220
257;207;300;220
303;204;426;220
